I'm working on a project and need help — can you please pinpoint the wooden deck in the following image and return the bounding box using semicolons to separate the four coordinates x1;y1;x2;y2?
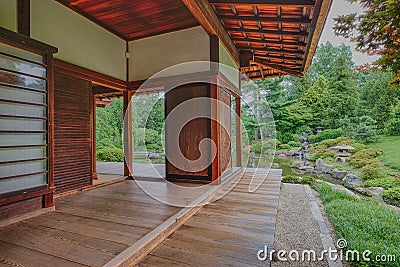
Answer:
0;169;282;267
138;169;282;266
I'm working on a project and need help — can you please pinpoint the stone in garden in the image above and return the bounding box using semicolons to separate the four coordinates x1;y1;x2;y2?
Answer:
343;174;362;188
291;160;304;169
364;187;384;202
332;169;347;179
299;166;314;173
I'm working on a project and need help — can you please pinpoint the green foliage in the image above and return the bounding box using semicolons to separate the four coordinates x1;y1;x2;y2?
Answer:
367;136;400;170
97;148;124;162
348;148;383;167
278;144;291;150
364;178;400;190
316;183;400;267
311;129;344;143
334;0;400;84
96;98;124;150
352;116;380;143
382;187;400;206
287;141;298;147
250;140;276;154
360;164;386;180
384;104;400;136
281;175;316;186
350;142;367;154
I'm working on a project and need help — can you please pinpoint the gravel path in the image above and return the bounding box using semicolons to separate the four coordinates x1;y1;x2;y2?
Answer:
272;183;330;267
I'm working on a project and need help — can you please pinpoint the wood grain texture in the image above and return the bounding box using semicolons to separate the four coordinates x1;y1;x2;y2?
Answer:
56;0;199;41
138;169;283;266
165;84;211;179
0;180;182;266
218;88;231;173
53;71;93;194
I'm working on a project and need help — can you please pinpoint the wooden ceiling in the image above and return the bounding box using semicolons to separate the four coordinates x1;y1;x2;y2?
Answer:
209;0;331;80
56;0;199;40
55;0;331;80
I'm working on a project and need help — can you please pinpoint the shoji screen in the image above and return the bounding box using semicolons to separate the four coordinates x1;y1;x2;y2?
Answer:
0;42;48;194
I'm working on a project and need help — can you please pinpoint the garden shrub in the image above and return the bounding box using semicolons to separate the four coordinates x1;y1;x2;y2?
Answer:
350;142;367;154
382;187;400;206
309;145;336;159
317;136;352;147
278;143;291;150
287;141;298;147
311;128;344;143
282;175;301;184
360;164;386;180
97;148;124;162
281;175;316;186
348;148;383;167
250;140;277;154
364;178;400;189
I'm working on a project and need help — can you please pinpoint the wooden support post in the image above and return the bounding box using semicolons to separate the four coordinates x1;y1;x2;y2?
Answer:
210;84;220;182
45;51;55;207
123;91;133;178
235;97;242;167
92;93;98;181
17;0;30;36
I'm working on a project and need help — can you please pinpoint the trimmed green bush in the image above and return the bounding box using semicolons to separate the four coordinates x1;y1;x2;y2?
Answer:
364;178;400;189
348;148;383;167
97;148;124;162
287;141;298;147
310;128;344;143
278;143;291;150
281;175;316;186
282;175;301;184
382;187;400;206
360;164;386;180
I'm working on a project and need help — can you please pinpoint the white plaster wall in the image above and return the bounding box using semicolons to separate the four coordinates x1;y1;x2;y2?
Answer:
30;0;126;80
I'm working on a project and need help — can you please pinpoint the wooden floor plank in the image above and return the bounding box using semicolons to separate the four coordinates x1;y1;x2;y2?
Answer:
0;241;86;267
138;169;282;266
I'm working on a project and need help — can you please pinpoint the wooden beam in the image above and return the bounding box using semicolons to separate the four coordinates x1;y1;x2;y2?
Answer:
181;0;239;65
210;35;219;73
210;0;316;5
53;59;127;91
251;57;303;77
17;0;30;36
91;93;98;181
226;27;310;36
303;0;333;71
218;15;312;23
232;37;307;47
123;91;133;178
238;46;305;55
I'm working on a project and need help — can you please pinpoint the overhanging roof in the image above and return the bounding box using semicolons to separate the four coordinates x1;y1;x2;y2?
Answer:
55;0;332;80
209;0;333;80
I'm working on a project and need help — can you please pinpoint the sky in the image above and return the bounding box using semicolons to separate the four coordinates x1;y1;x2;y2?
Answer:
318;0;378;66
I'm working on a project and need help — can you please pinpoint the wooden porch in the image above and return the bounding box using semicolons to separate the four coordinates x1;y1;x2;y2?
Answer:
0;169;282;267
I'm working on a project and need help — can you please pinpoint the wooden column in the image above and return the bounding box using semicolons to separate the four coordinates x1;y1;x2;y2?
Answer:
17;0;30;36
45;52;54;208
123;91;133;178
235;97;242;167
92;94;98;181
210;84;220;181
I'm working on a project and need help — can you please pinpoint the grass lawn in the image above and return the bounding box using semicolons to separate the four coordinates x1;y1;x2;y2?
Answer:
368;135;400;170
317;183;400;267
